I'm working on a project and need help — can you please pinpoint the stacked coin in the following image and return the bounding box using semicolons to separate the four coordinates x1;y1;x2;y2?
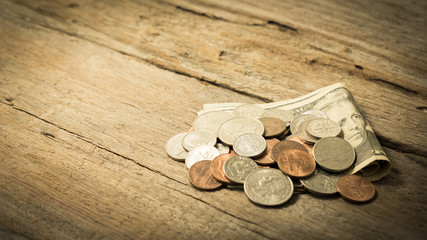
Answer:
166;105;376;206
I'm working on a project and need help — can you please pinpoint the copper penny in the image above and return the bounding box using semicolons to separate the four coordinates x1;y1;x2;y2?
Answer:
271;140;308;162
189;160;223;190
287;135;313;156
255;138;280;165
210;153;236;184
337;175;375;202
259;117;287;138
277;149;316;178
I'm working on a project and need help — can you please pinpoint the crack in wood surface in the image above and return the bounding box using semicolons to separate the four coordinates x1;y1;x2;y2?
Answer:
377;134;427;164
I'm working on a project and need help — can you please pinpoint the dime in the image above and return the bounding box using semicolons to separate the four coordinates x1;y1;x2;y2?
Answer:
185;145;220;169
189;160;222;190
313;137;355;172
271;140;308;162
301;110;328;119
182;130;217;151
223;156;259;184
307;118;341;138
210;153;236;184
297;119;319;144
277;149;316;178
261;108;294;127
244;168;294;206
290;114;317;135
233;104;265;119
259;117;287;138
215;142;230;154
193;111;235;137
255;138;280;165
217;117;264;146
165;132;188;161
300;168;343;195
337;175;375;202
233;133;266;158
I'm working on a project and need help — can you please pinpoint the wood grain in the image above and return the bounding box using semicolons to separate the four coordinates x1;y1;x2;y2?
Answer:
0;0;426;239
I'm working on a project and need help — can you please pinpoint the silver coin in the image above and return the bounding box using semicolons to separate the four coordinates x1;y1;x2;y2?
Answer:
297;119;319;144
215;142;230;154
261;108;294;126
223;156;259;184
185;145;220;169
217;117;264;146
182;130;217;151
233;104;265;119
300;168;344;195
233;133;266;158
244;168;294;206
290;114;317;135
301;110;328;119
165;132;188;161
313;137;355;172
193;111;236;137
307;118;341;138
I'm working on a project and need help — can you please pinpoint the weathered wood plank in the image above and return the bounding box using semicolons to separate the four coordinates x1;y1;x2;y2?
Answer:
0;0;426;239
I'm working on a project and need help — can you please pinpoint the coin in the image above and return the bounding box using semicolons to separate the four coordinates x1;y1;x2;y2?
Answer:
261;108;294;126
313;137;355;172
286;135;313;156
259;117;287;138
297;119;319;144
210;153;236;184
255;138;280;165
193;111;235;137
271;140;308;162
185;145;220;169
337;175;375;202
217;117;264;146
244;168;294;206
277;149;316;178
233;133;266;158
307;118;341;138
165;132;188;161
300;168;343;195
290;114;317;135
301;110;328;119
223;156;259;184
215;142;230;154
182;130;217;151
233;104;265;119
189;160;222;190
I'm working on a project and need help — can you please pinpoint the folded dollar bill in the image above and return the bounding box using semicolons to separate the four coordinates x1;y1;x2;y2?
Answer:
199;83;391;181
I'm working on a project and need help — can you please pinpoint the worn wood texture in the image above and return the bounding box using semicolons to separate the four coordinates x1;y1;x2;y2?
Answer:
0;0;426;239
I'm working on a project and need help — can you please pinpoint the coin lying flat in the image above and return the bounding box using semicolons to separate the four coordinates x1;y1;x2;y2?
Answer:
217;117;264;146
337;175;375;202
233;104;265;119
300;168;343;195
193;111;235;137
313;137;355;172
271;140;308;162
165;132;188;161
286;135;314;156
277;149;316;178
182;130;217;151
255;138;280;165
223;156;259;184
307;118;341;138
261;108;294;127
189;160;222;190
244;168;294;206
290;114;317;135
233;133;266;158
210;153;236;184
297;119;319;144
185;145;220;169
259;117;287;138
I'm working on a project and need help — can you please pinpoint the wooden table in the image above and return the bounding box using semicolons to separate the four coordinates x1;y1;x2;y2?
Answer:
1;0;426;239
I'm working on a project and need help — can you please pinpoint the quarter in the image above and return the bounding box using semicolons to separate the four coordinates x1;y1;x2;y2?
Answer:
313;137;355;172
223;156;259;184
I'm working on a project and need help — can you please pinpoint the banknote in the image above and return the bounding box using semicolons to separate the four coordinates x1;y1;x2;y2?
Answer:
198;83;391;181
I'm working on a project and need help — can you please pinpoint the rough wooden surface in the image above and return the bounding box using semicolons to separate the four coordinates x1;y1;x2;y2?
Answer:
0;0;426;239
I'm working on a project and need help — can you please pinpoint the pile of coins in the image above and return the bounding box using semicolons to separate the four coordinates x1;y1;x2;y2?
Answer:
166;104;376;206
